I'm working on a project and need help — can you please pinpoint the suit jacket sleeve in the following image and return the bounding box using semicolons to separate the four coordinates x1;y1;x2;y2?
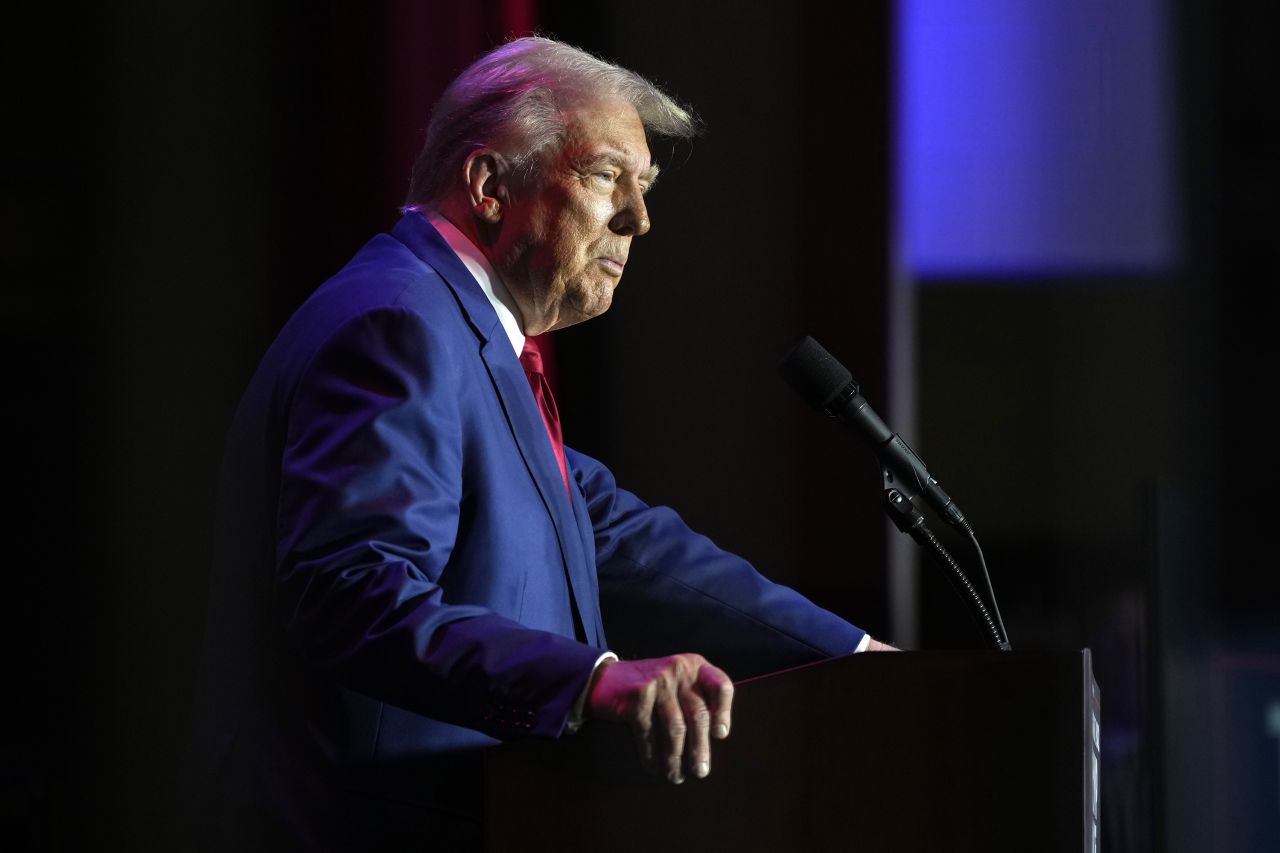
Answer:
567;447;867;680
275;305;601;738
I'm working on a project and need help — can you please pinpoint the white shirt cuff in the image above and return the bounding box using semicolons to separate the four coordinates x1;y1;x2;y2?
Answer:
566;651;619;733
854;633;872;653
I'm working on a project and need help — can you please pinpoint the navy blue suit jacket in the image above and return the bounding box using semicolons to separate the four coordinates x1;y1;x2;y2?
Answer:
192;213;865;848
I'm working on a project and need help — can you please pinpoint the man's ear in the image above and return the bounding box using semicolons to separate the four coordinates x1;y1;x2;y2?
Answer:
462;149;509;225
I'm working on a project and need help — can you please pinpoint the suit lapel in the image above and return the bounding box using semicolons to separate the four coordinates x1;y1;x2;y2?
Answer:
480;340;602;644
393;213;603;646
392;213;501;342
567;477;606;647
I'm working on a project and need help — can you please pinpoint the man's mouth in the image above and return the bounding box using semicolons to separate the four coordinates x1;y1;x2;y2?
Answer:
597;257;626;276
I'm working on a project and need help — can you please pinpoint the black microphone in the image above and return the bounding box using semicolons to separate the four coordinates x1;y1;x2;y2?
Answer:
778;335;969;533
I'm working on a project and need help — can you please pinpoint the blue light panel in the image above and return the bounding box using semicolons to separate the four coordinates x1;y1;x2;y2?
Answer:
897;0;1177;277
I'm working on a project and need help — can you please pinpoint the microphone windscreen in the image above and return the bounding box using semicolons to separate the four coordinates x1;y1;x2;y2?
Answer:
778;336;855;412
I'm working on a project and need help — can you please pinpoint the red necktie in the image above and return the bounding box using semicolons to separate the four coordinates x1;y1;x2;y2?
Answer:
520;338;571;496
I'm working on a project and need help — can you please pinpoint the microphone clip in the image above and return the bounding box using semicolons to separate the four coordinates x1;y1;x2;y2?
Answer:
821;381;859;420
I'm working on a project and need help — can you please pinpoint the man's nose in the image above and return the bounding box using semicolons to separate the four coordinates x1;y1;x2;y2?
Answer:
610;190;650;237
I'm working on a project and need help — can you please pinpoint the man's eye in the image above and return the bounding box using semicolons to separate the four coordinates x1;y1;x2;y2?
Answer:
595;172;617;183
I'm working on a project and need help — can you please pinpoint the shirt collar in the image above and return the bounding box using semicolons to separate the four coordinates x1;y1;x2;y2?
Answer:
425;209;526;355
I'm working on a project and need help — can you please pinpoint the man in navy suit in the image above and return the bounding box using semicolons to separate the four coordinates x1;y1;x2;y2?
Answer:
193;36;891;849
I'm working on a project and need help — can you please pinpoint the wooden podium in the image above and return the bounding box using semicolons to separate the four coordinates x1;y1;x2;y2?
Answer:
485;650;1099;852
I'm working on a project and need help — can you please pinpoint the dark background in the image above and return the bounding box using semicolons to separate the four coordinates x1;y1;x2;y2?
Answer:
2;1;1276;850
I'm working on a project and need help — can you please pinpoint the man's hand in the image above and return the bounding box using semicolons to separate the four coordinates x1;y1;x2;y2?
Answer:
586;654;733;785
866;638;900;651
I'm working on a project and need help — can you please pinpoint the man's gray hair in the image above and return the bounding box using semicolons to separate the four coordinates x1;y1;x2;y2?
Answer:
404;36;698;208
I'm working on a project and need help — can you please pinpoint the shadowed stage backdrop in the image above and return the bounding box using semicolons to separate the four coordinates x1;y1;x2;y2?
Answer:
2;1;1276;850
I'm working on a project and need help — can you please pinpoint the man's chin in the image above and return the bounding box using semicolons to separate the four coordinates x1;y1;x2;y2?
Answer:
567;285;616;324
584;292;615;322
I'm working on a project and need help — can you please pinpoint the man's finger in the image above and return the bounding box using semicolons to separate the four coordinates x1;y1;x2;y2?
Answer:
678;682;713;779
697;663;734;740
630;681;657;769
654;692;686;784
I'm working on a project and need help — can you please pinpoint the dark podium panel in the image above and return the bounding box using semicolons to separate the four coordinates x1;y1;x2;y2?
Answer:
485;650;1099;852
